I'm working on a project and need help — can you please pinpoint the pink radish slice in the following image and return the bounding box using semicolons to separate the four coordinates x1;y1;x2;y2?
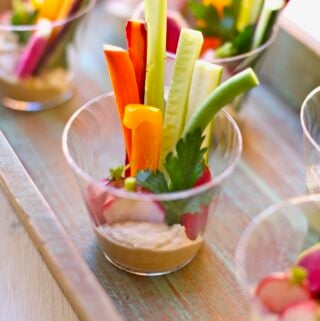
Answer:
166;10;188;54
181;205;209;240
255;273;312;314
86;179;111;225
280;300;319;321
102;197;165;225
181;167;212;240
16;18;52;79
297;245;320;297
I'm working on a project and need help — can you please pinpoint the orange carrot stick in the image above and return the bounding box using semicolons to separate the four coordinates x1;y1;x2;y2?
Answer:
125;20;147;103
103;45;140;161
123;105;162;176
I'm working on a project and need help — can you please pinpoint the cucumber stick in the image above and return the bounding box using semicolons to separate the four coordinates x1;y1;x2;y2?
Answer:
186;60;223;162
251;0;284;49
183;68;259;136
144;0;167;114
160;28;203;163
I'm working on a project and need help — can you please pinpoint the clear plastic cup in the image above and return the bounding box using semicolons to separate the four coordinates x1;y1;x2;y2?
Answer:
0;0;95;111
236;194;320;320
301;86;320;193
62;92;242;276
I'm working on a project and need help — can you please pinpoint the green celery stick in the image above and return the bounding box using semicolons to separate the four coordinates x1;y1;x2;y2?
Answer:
251;0;285;49
183;68;259;136
236;0;264;32
144;0;167;114
186;60;223;162
160;28;203;163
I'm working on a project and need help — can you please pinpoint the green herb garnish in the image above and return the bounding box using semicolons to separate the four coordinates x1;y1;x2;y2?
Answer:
137;128;206;193
11;0;38;44
136;128;212;225
164;128;207;191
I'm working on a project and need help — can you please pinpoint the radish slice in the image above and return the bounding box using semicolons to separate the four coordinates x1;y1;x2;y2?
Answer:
16;18;52;79
181;167;213;240
297;244;320;297
280;300;319;321
86;180;111;225
102;197;165;225
255;272;311;314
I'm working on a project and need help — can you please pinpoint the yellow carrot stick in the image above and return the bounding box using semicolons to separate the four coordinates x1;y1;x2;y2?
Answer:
49;0;76;39
123;105;162;176
38;0;65;21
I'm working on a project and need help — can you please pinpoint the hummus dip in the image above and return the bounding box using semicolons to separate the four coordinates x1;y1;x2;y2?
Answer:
95;221;203;273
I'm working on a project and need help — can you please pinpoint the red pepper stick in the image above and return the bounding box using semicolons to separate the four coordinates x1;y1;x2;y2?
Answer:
125;20;147;104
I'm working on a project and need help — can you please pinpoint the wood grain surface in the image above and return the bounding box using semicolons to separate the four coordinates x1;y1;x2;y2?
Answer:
0;1;309;321
0;185;79;321
0;131;123;321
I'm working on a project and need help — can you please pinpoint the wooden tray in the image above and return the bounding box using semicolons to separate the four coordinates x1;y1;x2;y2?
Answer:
0;130;123;321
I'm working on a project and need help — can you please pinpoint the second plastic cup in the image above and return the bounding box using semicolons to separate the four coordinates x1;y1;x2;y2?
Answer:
236;194;320;320
0;0;95;111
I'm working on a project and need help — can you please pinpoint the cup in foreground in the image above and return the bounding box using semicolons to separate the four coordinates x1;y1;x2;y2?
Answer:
0;0;95;111
301;86;320;193
236;194;320;320
62;92;242;275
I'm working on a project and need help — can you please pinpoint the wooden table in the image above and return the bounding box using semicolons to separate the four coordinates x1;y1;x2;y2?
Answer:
0;2;308;321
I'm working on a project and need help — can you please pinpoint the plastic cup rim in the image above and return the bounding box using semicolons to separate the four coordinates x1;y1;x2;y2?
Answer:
300;85;320;153
167;25;279;64
62;91;243;202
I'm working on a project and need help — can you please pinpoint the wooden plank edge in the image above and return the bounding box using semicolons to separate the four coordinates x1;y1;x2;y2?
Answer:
0;130;124;321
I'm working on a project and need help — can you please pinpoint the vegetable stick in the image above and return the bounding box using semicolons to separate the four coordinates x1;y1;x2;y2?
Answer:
251;0;285;49
38;0;65;21
183;68;259;136
236;0;263;32
123;105;162;176
125;20;147;104
16;18;52;79
186;60;223;162
103;45;141;161
33;0;83;75
160;28;203;164
50;0;80;40
144;0;167;114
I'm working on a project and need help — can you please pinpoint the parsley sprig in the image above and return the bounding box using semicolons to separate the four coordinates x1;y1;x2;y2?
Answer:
187;0;255;57
136;128;213;225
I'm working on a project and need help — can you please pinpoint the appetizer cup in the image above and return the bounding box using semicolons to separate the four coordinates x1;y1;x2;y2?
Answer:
0;0;95;111
62;92;243;276
236;194;320;321
301;86;320;193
